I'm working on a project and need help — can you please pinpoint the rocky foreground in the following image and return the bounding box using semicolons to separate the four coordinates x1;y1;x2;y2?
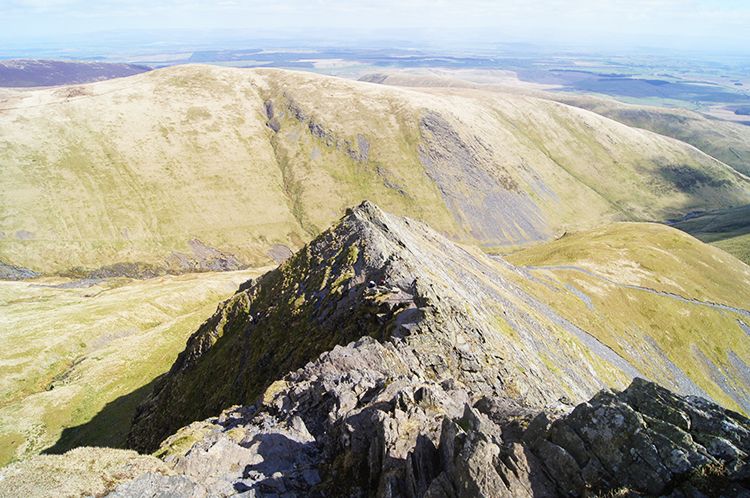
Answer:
110;368;750;497
101;201;750;497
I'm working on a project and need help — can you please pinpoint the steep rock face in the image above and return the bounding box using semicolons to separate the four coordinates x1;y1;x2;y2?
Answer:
126;201;601;453
127;201;750;458
418;110;551;245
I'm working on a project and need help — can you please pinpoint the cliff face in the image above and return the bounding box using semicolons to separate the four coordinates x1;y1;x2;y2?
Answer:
127;201;750;459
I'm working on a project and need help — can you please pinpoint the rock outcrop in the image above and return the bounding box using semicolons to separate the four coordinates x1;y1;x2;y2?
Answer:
0;259;41;280
127;201;620;453
111;350;750;497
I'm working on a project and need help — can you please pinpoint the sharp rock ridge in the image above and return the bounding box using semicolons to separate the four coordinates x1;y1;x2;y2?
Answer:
118;200;750;497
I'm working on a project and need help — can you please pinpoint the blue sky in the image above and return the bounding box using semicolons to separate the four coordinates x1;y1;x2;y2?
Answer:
2;0;750;54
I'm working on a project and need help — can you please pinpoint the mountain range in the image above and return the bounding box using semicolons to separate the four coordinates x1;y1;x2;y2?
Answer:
0;59;150;87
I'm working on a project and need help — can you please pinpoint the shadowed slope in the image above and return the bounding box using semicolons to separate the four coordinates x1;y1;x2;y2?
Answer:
670;205;750;265
0;269;266;467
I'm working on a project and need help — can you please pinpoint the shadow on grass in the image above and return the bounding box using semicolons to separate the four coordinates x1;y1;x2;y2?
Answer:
43;376;162;455
671;205;750;250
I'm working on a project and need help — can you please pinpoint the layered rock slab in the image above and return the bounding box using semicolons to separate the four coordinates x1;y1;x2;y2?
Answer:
111;343;750;497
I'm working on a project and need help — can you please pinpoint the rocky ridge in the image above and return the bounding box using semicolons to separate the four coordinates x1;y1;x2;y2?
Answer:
113;201;750;497
126;201;628;453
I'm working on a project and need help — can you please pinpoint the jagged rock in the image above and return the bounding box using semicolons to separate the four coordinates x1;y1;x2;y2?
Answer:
128;200;651;454
527;377;750;497
0;260;41;280
125;374;749;497
115;348;750;498
115;201;750;498
106;472;207;498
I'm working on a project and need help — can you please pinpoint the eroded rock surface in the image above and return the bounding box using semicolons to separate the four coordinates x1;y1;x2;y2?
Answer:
128;201;637;454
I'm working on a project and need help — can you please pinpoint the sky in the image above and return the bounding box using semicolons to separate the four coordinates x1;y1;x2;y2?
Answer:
2;0;750;55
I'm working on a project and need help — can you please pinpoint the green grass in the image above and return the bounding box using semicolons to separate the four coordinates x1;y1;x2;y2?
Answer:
4;64;749;277
0;268;266;467
0;447;169;498
670;205;750;265
505;222;750;414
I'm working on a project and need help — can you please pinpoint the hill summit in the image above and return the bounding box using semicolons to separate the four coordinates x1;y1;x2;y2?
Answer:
3;64;750;277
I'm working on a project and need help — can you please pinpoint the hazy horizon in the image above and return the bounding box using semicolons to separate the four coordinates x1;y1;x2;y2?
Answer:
2;1;750;60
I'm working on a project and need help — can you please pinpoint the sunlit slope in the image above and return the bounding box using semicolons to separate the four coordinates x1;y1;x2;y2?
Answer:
254;68;750;243
2;64;749;274
363;72;750;177
505;222;750;414
554;95;750;177
0;65;297;274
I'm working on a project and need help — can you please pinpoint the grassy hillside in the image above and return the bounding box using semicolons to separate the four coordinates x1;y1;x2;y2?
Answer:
0;268;267;467
670;204;750;265
2;65;749;276
0;66;300;275
505;222;750;414
554;96;750;178
362;72;750;178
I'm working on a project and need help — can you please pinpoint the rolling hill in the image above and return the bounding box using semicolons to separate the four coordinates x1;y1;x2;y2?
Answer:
0;268;268;467
361;72;750;181
2;64;749;278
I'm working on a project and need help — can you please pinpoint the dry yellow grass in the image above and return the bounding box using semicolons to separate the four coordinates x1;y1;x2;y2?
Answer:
505;222;750;413
0;447;169;498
